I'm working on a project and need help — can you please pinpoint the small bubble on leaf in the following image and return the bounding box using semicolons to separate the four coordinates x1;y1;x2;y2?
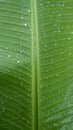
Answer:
69;52;72;55
21;16;23;20
68;37;71;40
58;29;61;33
17;60;20;63
55;43;57;46
24;23;27;26
8;55;11;58
71;32;73;34
28;9;31;13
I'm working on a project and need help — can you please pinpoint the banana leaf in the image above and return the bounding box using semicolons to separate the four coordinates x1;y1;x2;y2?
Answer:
0;0;73;130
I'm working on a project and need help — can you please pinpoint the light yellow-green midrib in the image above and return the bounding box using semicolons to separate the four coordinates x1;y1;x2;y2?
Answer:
31;0;40;130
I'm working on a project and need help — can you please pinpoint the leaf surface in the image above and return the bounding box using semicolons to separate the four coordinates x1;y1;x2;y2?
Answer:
37;0;73;130
0;0;33;130
0;0;73;130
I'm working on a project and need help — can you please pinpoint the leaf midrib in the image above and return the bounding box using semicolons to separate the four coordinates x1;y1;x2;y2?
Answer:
31;0;40;130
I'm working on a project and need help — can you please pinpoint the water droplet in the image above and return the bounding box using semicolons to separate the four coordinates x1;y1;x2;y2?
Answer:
71;32;73;34
27;120;30;124
24;23;27;26
51;58;54;61
12;58;15;61
27;94;30;97
22;117;25;121
20;44;23;48
55;43;57;46
18;94;21;97
7;69;10;72
58;29;61;33
62;4;64;7
42;6;44;9
8;55;11;58
68;37;71;40
2;107;5;112
17;60;20;63
56;73;60;76
46;76;48;80
6;47;8;50
54;24;57;27
28;9;31;13
21;16;23;20
58;14;61;17
1;100;4;105
70;46;72;48
69;52;72;55
47;1;50;4
45;44;47;48
51;4;54;7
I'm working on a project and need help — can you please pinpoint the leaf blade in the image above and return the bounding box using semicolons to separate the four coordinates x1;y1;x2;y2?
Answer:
0;0;32;130
37;0;73;129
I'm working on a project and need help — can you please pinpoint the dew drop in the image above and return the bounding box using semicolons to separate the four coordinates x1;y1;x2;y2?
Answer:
12;58;15;61
45;44;47;48
6;47;8;50
1;100;4;105
7;69;10;72
27;120;30;124
54;24;56;27
21;16;23;20
17;60;20;63
51;68;54;71
8;55;11;58
62;3;64;7
70;46;72;48
10;97;13;100
58;29;61;33
69;52;72;55
2;107;5;112
51;58;54;61
46;76;48;80
47;1;50;4
68;37;71;40
42;6;44;9
18;94;21;98
55;43;57;46
22;117;25;121
20;44;23;48
71;32;73;34
51;4;54;7
24;23;27;26
28;9;31;13
56;73;60;76
58;14;61;17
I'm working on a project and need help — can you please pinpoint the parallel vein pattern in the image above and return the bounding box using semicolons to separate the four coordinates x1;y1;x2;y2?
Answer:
37;0;73;130
0;0;32;130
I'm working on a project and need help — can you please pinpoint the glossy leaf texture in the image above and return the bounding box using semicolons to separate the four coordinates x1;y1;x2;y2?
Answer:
0;0;73;130
37;0;73;130
0;0;32;130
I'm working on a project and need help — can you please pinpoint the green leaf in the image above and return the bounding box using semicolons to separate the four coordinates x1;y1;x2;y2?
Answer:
37;0;73;130
0;1;33;130
0;0;73;130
